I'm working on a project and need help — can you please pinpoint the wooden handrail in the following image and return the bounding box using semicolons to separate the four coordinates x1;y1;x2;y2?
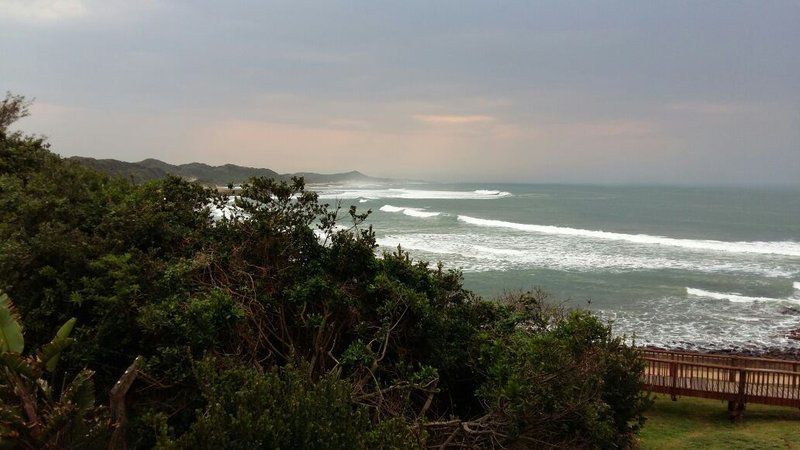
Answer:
640;348;800;366
642;357;800;376
641;351;800;415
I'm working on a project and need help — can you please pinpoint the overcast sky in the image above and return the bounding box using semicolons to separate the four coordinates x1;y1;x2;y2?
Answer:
2;1;799;184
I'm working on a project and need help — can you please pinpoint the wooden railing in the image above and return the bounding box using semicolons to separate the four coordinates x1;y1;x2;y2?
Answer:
641;348;800;372
640;348;800;416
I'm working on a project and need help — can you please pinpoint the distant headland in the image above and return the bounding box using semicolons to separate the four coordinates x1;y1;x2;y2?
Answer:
69;156;391;186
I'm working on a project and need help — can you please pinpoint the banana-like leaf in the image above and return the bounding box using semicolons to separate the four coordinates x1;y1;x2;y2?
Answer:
61;369;95;411
41;318;77;372
0;352;40;379
54;317;76;341
40;337;75;372
38;370;97;444
0;293;24;354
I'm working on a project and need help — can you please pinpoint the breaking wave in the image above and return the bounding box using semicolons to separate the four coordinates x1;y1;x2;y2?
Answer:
379;204;440;218
318;188;511;200
457;215;800;257
473;189;510;196
686;287;800;304
374;232;795;277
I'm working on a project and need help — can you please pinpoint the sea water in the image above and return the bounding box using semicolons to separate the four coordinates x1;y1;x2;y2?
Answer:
317;183;800;351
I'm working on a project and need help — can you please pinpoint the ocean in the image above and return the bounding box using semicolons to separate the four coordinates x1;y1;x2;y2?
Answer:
317;183;800;351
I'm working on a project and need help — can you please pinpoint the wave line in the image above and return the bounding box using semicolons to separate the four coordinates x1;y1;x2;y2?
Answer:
457;215;800;256
686;287;800;304
380;204;440;218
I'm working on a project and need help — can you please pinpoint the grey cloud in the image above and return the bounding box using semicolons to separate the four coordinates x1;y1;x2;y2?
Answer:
2;0;798;184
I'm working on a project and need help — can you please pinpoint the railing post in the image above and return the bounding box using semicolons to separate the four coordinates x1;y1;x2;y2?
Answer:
670;361;678;401
727;359;737;412
730;369;747;420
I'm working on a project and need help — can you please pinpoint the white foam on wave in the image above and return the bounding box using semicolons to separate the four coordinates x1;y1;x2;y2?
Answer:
318;188;512;200
374;232;795;276
359;198;369;203
604;295;800;351
686;287;800;304
473;189;510;196
313;224;350;243
207;196;249;221
458;215;800;257
794;281;800;291
403;209;440;218
379;204;440;218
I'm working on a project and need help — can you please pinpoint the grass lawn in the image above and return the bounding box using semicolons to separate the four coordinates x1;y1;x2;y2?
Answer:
639;394;800;449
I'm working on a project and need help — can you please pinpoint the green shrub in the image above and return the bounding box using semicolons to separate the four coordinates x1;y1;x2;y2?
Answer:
477;305;650;448
154;359;421;450
0;293;108;449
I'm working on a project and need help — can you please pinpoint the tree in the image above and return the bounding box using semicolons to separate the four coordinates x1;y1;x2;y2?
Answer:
0;92;30;135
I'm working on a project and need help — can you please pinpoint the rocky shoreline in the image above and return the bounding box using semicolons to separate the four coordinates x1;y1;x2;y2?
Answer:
641;308;800;361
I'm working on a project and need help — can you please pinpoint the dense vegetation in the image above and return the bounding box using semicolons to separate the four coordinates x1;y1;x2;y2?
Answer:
0;93;649;449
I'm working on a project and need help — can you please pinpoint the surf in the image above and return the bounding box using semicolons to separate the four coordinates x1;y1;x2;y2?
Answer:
318;188;512;200
686;287;800;304
375;232;795;277
457;215;800;257
379;204;440;218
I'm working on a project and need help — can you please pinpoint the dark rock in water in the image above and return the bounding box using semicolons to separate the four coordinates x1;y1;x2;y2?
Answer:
788;329;800;342
760;348;800;360
779;305;800;316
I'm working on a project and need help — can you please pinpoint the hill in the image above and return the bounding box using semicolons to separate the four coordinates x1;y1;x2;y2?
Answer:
69;156;386;185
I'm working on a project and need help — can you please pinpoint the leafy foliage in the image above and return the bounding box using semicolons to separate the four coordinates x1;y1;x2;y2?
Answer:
154;359;420;450
476;299;650;448
0;294;23;354
0;293;107;449
0;95;650;448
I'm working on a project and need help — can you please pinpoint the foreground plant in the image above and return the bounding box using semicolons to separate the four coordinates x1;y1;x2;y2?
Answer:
0;293;107;449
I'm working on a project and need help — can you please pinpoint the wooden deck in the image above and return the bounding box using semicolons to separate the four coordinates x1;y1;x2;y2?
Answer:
640;349;800;417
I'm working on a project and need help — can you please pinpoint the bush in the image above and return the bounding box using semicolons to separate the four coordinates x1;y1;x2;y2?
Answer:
154;358;420;450
0;293;109;449
476;302;650;448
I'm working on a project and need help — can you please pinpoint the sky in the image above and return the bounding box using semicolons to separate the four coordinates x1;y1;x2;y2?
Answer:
1;0;799;184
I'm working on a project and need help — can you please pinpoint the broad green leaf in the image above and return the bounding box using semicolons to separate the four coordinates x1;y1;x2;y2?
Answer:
55;317;76;341
42;318;77;371
39;370;96;442
41;337;75;372
0;294;24;354
62;369;95;411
